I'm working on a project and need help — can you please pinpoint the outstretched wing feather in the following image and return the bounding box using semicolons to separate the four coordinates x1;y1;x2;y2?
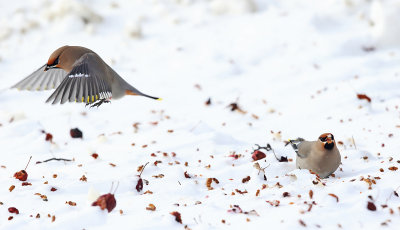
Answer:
46;53;112;104
12;64;67;91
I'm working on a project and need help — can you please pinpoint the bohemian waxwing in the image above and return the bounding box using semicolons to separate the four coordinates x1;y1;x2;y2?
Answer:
12;45;160;107
289;133;341;178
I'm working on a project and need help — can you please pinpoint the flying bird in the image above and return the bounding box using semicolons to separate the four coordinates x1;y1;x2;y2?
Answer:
12;45;160;107
289;133;341;178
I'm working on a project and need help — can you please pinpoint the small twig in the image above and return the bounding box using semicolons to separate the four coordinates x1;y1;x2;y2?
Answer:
189;121;202;132
24;156;32;170
352;136;357;150
113;182;120;194
386;185;400;203
36;158;73;164
255;144;279;161
139;162;149;177
109;182;114;194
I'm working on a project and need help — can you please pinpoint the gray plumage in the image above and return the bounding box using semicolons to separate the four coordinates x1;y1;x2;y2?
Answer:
290;133;341;178
12;64;66;91
12;45;159;105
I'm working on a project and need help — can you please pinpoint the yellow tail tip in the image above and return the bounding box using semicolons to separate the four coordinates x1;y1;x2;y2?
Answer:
156;98;163;101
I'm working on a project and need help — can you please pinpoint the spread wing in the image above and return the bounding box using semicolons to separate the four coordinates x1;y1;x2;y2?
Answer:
46;53;112;104
12;64;67;91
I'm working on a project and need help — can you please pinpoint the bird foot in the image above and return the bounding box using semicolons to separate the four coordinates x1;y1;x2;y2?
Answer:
86;98;111;108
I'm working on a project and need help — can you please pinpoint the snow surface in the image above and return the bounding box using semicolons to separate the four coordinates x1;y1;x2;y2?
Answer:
1;0;400;229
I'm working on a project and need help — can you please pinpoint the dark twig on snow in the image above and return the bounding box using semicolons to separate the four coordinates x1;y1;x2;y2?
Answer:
36;158;73;164
255;144;288;162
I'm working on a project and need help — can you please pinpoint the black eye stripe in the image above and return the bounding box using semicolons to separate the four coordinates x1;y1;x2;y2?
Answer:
54;56;60;65
320;134;334;142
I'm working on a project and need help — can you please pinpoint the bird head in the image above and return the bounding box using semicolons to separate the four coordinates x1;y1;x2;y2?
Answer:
44;45;69;71
318;133;335;150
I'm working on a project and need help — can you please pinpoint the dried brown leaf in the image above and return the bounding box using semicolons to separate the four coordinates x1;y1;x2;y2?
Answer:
357;94;371;103
170;211;182;224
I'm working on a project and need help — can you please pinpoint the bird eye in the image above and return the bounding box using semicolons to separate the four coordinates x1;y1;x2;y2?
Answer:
53;56;60;65
319;136;327;142
330;134;334;140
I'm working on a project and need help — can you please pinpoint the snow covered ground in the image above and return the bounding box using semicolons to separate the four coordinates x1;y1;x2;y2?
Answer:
1;0;400;229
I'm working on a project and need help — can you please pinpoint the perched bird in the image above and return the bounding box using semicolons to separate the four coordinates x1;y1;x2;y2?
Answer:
289;133;341;178
12;45;160;107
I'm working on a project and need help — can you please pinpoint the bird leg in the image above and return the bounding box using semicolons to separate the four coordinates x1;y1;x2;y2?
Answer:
86;98;111;108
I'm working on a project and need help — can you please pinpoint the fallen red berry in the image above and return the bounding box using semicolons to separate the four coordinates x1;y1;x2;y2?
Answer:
70;128;83;138
14;170;28;181
8;207;19;214
92;193;116;213
45;133;53;142
252;150;266;161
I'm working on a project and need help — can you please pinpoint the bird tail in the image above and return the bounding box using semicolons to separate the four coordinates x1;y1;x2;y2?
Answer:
287;138;305;154
141;93;162;101
125;87;161;101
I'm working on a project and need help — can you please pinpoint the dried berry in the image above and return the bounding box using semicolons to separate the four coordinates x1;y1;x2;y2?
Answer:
205;98;211;105
14;170;28;181
13;156;32;181
228;102;246;114
92;194;116;213
66;201;77;206
8;207;19;214
135;178;143;192
45;133;53;142
367;201;377;211
170;211;182;224
70;128;83;138
91;153;99;159
242;176;251;183
252;150;266;161
283;192;290;197
80;175;87;182
136;162;148;192
228;205;243;213
184;171;191;178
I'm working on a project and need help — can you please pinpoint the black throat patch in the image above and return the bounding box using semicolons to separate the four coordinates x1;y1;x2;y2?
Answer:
324;142;334;150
